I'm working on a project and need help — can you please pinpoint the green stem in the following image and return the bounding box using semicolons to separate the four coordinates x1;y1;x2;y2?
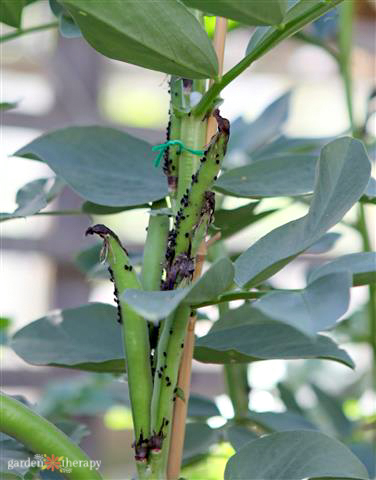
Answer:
212;238;250;420
192;290;265;308
149;305;191;478
0;21;59;43
192;0;344;117
339;0;356;132
141;200;169;291
0;393;102;480
358;204;376;360
224;363;250;419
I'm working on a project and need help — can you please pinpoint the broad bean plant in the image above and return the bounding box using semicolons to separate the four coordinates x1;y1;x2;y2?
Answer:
1;1;375;479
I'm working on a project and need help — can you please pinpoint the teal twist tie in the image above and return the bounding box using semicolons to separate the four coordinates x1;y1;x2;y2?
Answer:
152;140;205;167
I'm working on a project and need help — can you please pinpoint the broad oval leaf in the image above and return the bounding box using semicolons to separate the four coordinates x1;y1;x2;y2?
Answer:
216;154;317;198
308;252;376;287
182;0;287;26
224;430;369;480
122;257;234;321
61;0;218;79
253;272;351;337
234;137;371;288
194;304;354;368
15;126;168;207
11;303;125;373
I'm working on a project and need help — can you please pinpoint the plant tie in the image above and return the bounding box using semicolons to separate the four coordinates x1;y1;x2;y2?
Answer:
152;140;205;167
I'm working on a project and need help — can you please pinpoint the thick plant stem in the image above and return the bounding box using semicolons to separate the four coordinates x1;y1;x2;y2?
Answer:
0;393;103;480
85;226;152;469
141;199;169;291
149;304;191;479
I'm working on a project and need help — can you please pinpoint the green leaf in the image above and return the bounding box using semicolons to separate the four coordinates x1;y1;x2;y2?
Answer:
0;177;65;222
308;252;376;286
10;303;125;373
188;394;220;419
247;410;318;432
245;0;344;65
0;101;18;111
61;0;218;79
182;0;287;26
183;423;218;465
194;304;354;368
122;257;234;321
311;383;354;438
225;426;258;452
0;317;12;345
224;430;369;480
234;137;371;288
253;272;351;336
15;126;168;207
213;202;277;240
216;154;317;198
0;0;25;28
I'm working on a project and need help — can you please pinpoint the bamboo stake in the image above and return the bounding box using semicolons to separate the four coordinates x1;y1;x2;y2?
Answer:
167;17;227;480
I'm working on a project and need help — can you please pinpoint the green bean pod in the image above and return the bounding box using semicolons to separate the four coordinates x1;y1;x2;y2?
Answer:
85;225;152;464
1;393;103;480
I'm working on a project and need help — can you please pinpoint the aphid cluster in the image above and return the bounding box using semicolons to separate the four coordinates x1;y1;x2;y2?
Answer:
162;110;230;290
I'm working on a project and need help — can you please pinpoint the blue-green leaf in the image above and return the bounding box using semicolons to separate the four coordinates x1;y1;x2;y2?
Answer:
122;258;234;322
216;154;317;198
308;252;376;286
15;126;168;207
11;303;125;373
194;304;354;368
0;177;65;223
224;430;369;480
234;137;371;288
253;272;351;336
